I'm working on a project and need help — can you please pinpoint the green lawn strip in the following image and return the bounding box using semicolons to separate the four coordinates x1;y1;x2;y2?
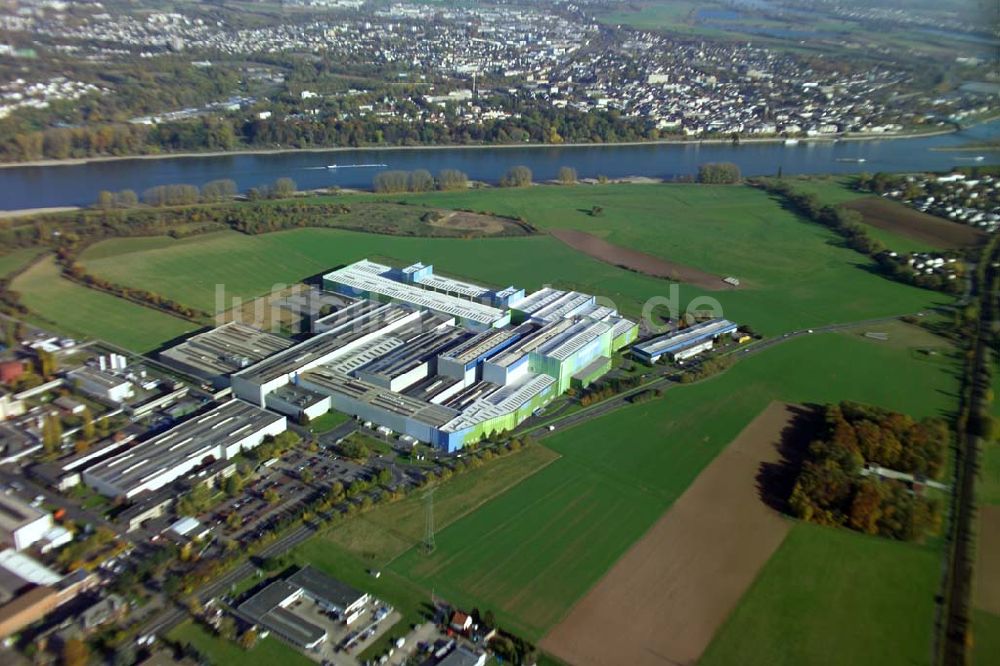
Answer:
167;619;313;666
11;255;196;353
700;523;941;666
973;609;1000;666
307;410;352;434
325;444;561;566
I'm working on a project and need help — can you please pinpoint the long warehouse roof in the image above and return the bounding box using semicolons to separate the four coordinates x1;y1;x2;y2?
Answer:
634;319;738;356
236;302;414;383
84;400;283;494
442;373;554;432
160;322;293;377
325;261;507;326
302;368;459;427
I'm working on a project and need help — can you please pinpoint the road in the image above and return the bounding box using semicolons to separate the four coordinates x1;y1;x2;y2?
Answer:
140;521;319;638
522;313;913;439
938;241;997;664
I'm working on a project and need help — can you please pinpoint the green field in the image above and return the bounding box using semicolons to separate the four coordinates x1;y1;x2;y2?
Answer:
973;610;1000;666
79;184;948;340
764;176;940;253
10;256;197;353
701;523;941;666
306;410;352;434
283;325;959;642
0;248;41;278
168;619;313;666
322;443;560;564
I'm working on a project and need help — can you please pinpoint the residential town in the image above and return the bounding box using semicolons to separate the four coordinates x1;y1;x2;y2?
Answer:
0;0;995;158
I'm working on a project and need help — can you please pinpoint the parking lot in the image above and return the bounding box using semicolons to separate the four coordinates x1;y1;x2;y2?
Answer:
277;592;399;665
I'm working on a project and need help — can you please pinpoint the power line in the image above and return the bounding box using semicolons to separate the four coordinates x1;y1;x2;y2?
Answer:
423;486;436;554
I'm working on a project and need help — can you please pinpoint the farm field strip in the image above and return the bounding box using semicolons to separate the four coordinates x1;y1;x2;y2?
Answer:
77;184;945;338
700;522;942;666
843;197;984;249
10;255;196;353
377;330;959;643
974;506;1000;616
542;401;798;666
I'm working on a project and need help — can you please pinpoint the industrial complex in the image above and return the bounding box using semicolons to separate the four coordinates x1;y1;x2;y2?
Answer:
82;400;287;499
76;258;739;501
228;259;639;451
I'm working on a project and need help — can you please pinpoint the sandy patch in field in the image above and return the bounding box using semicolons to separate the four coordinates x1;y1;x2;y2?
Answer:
549;228;729;290
0;206;80;219
974;505;1000;615
430;211;513;234
843;197;984;249
541;402;801;666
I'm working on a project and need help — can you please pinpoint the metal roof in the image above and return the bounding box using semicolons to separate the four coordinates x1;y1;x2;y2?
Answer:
325;262;507;326
634;319;738;357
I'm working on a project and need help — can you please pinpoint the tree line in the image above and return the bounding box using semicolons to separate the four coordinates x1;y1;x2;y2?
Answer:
373;169;468;193
788;401;947;541
697;162;742;184
0;102;660;163
96;178;295;209
752;178;963;294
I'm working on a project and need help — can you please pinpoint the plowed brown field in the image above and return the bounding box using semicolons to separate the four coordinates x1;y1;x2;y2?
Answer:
549;228;728;290
541;402;800;666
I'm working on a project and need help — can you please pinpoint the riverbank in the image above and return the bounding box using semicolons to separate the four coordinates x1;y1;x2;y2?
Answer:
0;124;965;170
0;206;80;219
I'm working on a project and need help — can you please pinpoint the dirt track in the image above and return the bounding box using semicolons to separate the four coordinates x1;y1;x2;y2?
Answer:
541;402;799;666
843;197;984;249
549;228;727;290
974;505;1000;615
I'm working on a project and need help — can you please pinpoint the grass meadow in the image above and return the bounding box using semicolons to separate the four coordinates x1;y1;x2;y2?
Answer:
700;523;941;666
75;184;948;346
0;248;42;278
167;619;313;666
10;256;196;352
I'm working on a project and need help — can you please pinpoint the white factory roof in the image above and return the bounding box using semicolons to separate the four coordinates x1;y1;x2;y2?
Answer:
531;291;595;322
325;262;506;326
84;400;284;495
513;287;565;316
0;549;61;585
416;273;491;299
442;373;554;432
537;320;612;362
634;319;738;357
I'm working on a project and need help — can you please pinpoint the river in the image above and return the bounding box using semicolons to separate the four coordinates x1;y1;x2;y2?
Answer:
1;120;998;210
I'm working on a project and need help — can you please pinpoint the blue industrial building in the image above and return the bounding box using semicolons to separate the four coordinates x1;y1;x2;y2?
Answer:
632;319;738;364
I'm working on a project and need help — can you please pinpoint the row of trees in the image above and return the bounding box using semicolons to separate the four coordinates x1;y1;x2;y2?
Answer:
788;402;948;541
1;103;660;163
754;178;963;294
95;178;292;209
372;168;473;193
500;165;533;188
575;374;645;407
697;162;742;184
